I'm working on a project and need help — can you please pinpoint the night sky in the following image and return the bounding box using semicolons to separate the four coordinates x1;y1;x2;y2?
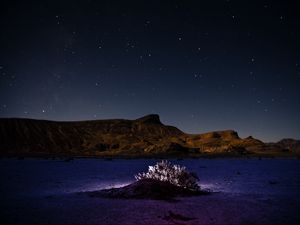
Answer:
0;0;299;141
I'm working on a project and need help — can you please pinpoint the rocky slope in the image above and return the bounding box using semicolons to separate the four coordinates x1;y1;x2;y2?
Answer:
0;114;298;157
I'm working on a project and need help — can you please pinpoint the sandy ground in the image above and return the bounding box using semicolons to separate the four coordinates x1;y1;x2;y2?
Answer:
1;158;300;225
1;191;300;225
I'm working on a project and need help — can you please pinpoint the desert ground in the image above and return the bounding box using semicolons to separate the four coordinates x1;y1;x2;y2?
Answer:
1;158;300;225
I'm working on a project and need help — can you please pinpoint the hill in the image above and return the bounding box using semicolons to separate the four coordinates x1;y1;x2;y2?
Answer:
0;115;298;157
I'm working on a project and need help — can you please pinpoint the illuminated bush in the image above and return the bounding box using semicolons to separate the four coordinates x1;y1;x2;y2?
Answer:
135;160;200;191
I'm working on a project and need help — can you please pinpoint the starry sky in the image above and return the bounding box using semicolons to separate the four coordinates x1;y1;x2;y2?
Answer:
0;0;299;141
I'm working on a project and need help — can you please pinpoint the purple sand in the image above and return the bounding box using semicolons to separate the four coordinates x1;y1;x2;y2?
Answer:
1;158;300;225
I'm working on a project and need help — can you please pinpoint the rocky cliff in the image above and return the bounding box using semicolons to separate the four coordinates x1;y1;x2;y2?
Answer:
0;115;298;157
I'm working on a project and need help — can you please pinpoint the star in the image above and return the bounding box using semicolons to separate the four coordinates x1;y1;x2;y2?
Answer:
53;73;61;80
55;15;60;25
194;74;202;79
144;20;151;27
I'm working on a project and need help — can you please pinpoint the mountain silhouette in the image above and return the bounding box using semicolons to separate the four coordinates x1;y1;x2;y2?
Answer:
0;115;299;157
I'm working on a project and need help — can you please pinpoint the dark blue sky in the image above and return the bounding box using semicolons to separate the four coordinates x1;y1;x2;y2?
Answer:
0;0;299;141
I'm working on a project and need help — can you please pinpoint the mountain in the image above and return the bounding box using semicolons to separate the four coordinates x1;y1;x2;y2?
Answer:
271;139;300;153
0;115;298;157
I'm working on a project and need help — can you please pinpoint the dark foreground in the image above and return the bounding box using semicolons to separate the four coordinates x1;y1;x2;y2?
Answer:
1;190;300;225
1;158;300;225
